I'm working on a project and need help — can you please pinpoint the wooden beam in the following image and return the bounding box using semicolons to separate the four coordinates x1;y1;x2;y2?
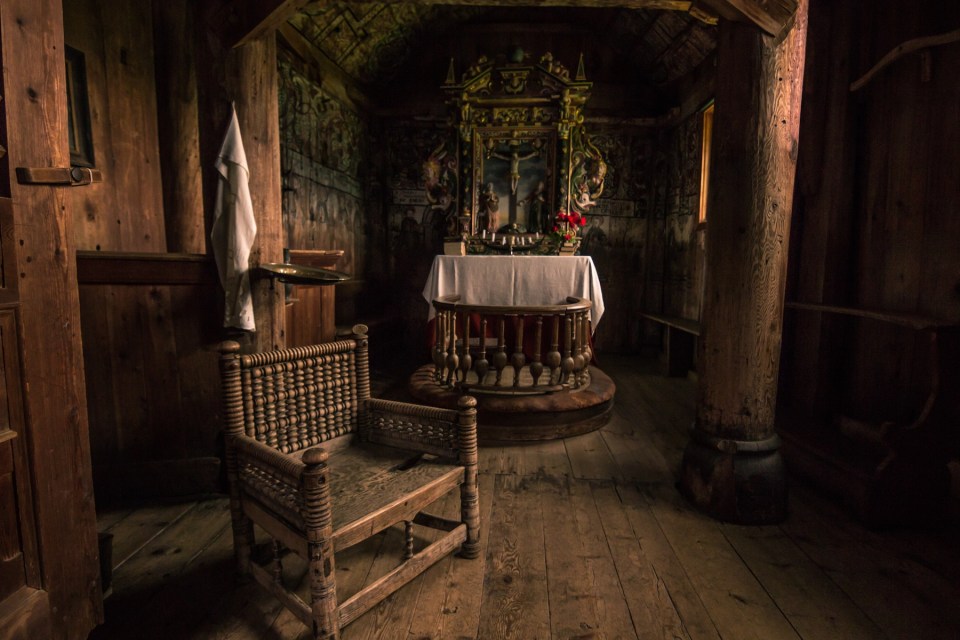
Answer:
154;0;207;253
76;251;217;285
232;0;313;48
225;37;286;352
335;0;693;8
1;0;103;633
220;0;736;46
850;27;960;92
698;0;797;37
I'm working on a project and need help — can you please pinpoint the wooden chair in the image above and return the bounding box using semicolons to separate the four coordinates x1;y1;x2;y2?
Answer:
218;325;480;639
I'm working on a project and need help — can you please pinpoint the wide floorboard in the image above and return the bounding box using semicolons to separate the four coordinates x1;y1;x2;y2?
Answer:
89;355;960;640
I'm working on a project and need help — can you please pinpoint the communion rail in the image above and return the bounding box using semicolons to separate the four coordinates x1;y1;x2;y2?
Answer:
431;294;593;395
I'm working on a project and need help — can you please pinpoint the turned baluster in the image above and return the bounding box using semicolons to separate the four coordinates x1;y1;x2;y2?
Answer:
573;311;587;388
475;316;490;384
547;315;561;385
511;314;526;387
531;316;544;386
264;371;282;449
460;312;473;385
582;312;593;379
445;311;459;386
493;317;507;386
561;313;575;387
271;539;283;583
432;309;447;383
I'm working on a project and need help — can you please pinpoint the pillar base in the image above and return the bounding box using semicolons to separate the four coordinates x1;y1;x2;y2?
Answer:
678;428;787;524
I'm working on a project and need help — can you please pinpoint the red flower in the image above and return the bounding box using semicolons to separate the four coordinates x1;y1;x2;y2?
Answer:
578;217;587;227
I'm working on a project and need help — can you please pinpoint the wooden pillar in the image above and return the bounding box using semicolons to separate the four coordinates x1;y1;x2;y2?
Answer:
1;0;102;634
196;4;285;353
678;0;809;524
153;0;206;254
226;37;285;352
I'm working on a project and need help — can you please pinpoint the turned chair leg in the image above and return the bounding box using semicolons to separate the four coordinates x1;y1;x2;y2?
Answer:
459;480;481;559
303;449;339;640
271;539;283;583
457;396;481;559
404;521;415;561
227;496;255;578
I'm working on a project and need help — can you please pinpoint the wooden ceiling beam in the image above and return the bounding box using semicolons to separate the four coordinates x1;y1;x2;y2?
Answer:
230;0;314;48
221;0;797;52
332;0;693;8
696;0;797;37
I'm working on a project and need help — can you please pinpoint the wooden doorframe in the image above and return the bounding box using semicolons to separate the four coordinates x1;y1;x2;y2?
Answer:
0;0;103;636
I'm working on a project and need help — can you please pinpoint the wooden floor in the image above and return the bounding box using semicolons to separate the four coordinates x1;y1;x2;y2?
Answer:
89;355;960;640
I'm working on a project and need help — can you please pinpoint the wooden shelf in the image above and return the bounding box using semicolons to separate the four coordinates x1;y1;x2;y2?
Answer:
639;312;701;377
639;312;701;336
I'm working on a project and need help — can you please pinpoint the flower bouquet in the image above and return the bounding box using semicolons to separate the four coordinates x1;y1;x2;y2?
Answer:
550;210;587;254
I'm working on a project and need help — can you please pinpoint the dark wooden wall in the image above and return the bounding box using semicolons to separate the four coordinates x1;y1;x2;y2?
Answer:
77;254;223;503
62;1;222;503
66;0;286;503
780;0;960;521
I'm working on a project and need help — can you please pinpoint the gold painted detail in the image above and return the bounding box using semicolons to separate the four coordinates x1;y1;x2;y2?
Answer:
499;68;530;95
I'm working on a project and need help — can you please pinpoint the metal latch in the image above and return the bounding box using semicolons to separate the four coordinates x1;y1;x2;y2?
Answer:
15;166;103;186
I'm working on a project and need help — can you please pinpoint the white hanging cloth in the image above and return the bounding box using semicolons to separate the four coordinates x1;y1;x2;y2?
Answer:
211;104;257;331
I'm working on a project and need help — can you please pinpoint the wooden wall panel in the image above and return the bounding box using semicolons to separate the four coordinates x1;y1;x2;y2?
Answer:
778;0;856;416
153;0;206;254
62;0;166;253
779;0;960;521
846;1;960;422
77;255;223;504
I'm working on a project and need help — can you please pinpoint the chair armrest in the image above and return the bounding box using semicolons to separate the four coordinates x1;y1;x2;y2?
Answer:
232;434;307;485
231;435;331;532
363;397;476;458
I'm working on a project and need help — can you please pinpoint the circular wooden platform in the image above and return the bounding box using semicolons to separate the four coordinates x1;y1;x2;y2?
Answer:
408;364;616;444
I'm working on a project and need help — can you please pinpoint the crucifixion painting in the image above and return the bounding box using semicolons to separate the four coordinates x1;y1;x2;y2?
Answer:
478;133;553;231
488;143;541;195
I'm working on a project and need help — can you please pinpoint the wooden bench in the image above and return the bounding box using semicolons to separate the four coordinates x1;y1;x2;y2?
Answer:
639;312;702;377
218;325;480;638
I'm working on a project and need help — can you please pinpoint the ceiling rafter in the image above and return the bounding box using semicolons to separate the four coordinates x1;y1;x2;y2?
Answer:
224;0;796;51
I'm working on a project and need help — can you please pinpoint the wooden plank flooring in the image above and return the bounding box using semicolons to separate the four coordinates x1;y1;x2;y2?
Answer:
89;355;960;640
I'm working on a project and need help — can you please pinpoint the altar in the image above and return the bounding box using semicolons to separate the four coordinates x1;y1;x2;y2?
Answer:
412;253;614;443
422;255;605;328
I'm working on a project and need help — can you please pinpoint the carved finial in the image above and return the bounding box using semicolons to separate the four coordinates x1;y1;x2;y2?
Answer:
445;57;456;84
576;53;587;82
302;447;329;466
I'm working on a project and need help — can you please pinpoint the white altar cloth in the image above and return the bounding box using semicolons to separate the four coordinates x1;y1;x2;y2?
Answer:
422;255;605;328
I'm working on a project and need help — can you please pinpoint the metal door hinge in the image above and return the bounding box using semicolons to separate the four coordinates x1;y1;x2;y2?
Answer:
15;166;102;186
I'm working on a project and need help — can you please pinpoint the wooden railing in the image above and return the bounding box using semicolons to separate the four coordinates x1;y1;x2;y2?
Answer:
430;294;593;395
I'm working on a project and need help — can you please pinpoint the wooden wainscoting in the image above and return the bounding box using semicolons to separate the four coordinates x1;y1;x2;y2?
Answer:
77;251;224;504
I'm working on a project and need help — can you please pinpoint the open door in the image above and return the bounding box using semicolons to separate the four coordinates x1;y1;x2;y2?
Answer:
0;1;102;637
